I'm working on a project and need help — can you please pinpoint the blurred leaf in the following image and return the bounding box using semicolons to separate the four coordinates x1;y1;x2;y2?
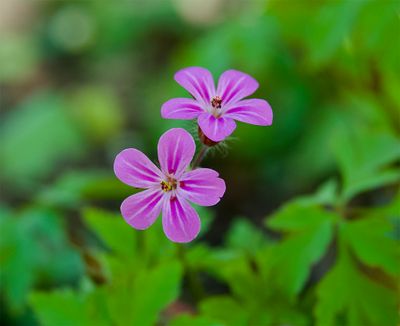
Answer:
225;218;270;255
82;207;137;258
333;130;400;202
129;261;183;326
37;170;134;208
30;288;108;326
266;204;338;297
170;314;223;326
305;1;363;67
0;208;83;313
267;201;338;232
343;216;399;277
199;296;248;326
0;92;86;188
315;232;398;326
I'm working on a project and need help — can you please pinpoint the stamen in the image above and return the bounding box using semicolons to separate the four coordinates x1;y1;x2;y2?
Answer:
211;96;222;109
160;177;177;192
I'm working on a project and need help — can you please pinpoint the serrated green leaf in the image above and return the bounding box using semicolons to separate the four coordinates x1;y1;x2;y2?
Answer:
266;202;338;232
315;232;398;326
333;130;400;202
82;207;137;258
199;296;248;326
129;261;183;326
0;208;83;312
225;218;270;255
266;204;337;297
30;289;89;326
29;288;109;326
343;216;399;277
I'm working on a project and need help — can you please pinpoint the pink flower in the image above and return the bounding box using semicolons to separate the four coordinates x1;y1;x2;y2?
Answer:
161;67;273;142
113;128;226;243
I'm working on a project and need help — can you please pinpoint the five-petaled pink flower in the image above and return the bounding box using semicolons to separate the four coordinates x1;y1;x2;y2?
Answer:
161;67;273;142
113;128;226;243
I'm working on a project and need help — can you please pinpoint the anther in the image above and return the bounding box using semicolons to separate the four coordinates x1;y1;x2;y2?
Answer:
211;96;222;109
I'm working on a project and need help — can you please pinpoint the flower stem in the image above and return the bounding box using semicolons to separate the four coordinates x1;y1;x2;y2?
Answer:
191;145;209;169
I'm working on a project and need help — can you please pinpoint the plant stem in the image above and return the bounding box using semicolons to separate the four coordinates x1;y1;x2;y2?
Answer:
191;145;209;169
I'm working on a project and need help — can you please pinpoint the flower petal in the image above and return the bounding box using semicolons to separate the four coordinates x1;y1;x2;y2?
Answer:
224;99;273;126
161;98;204;120
179;168;226;206
162;196;200;243
217;70;259;105
121;188;163;230
198;112;236;142
174;67;215;104
157;128;195;177
114;148;162;188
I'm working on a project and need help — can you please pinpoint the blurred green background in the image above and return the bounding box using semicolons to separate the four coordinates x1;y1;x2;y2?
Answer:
1;0;399;325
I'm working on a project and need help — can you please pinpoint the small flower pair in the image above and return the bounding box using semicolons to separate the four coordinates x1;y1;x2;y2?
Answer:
114;67;273;242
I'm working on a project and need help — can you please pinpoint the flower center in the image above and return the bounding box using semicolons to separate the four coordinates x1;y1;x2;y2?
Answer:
211;96;222;109
160;176;177;192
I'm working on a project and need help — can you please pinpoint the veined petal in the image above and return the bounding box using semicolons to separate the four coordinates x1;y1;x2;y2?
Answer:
162;196;200;243
121;188;163;230
224;99;273;126
157;128;195;178
179;168;226;206
198;112;236;142
114;148;162;188
174;67;215;104
161;98;204;120
217;70;259;105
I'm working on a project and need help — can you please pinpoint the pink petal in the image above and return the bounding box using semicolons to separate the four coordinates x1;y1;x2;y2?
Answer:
179;168;226;206
174;67;215;104
161;98;204;120
197;112;236;142
114;148;162;188
162;196;200;243
157;128;195;177
217;70;259;105
121;188;163;230
224;99;273;126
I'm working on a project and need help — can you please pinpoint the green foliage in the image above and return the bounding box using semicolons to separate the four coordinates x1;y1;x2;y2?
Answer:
334;130;400;202
0;207;83;313
315;231;398;326
266;204;338;298
30;208;183;326
2;0;400;325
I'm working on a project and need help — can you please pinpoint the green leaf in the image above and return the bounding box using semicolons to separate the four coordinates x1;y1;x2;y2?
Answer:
29;287;109;326
266;204;338;297
37;170;134;208
0;208;83;312
30;289;90;326
343;216;399;277
169;314;223;326
199;296;248;326
225;218;270;255
82;207;137;258
315;232;398;326
333;130;400;202
129;261;183;326
267;202;338;232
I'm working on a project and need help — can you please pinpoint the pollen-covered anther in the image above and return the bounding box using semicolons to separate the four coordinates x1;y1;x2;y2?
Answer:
160;177;177;192
211;96;222;109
